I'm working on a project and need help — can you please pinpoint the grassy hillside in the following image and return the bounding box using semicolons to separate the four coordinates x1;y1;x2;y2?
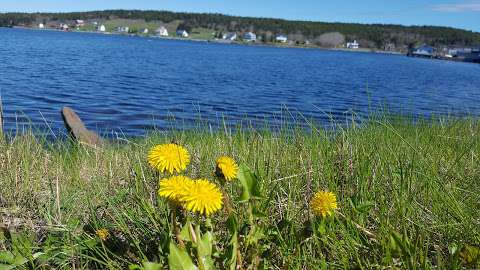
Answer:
1;10;480;49
0;116;479;268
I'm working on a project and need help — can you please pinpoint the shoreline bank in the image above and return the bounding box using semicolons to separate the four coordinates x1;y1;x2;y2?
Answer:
7;26;404;56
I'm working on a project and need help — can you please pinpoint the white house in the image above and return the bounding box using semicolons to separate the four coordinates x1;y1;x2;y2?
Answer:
346;40;359;49
75;20;85;27
222;32;237;41
116;26;130;33
176;30;189;38
243;32;256;42
60;24;69;31
140;28;149;34
155;26;169;37
412;44;434;57
38;23;45;29
97;24;106;32
276;35;288;43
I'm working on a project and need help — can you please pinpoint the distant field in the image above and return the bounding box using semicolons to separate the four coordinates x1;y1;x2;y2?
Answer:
77;19;181;36
0;116;479;268
189;28;216;40
76;20;216;40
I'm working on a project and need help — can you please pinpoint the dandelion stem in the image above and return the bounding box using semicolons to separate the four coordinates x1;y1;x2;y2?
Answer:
170;203;185;248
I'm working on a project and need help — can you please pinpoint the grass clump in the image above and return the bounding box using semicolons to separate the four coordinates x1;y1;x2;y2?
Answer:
0;117;479;269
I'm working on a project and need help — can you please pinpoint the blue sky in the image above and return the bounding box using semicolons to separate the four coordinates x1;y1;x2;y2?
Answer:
1;0;479;32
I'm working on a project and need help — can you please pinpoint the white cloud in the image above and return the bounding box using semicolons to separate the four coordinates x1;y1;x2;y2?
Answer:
432;1;480;12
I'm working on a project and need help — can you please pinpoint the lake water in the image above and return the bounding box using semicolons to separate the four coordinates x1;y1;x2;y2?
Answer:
1;28;480;137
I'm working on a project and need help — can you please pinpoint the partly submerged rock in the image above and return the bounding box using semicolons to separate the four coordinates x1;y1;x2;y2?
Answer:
61;107;103;147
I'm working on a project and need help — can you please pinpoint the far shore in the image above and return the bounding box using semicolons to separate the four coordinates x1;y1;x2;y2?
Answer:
6;25;404;56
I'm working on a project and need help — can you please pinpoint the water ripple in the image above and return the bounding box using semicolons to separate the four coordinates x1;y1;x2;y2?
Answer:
1;28;480;136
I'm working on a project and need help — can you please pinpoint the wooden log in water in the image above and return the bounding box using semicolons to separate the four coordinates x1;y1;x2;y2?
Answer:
61;106;103;147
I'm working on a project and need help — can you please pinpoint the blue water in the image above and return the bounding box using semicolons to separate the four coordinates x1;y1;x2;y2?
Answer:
1;28;480;137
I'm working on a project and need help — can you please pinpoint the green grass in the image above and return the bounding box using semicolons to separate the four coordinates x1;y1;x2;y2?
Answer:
188;28;216;40
0;116;479;269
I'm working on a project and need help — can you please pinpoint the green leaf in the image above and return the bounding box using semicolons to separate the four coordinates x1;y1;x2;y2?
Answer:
198;231;213;258
180;221;193;243
195;227;216;270
246;226;265;247
129;262;163;270
226;215;238;234
237;165;261;202
225;215;238;270
168;242;197;270
0;264;16;270
128;264;142;270
142;261;163;270
0;252;15;264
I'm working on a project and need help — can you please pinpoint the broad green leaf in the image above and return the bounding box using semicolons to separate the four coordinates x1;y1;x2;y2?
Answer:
246;226;265;247
128;264;142;270
197;231;213;258
226;215;238;234
10;256;26;267
195;227;216;270
31;252;45;261
168;242;197;270
225;215;238;270
0;252;15;264
0;264;15;270
142;261;163;270
180;221;193;243
237;164;261;202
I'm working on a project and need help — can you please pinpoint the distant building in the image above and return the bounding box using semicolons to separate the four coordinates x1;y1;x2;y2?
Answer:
276;35;288;43
384;43;396;51
97;24;106;32
60;24;69;31
447;48;475;57
176;30;189;38
222;32;237;41
446;47;480;63
75;20;85;27
139;28;149;34
115;26;130;33
155;26;169;36
412;44;434;57
346;40;359;49
38;23;45;29
243;32;256;42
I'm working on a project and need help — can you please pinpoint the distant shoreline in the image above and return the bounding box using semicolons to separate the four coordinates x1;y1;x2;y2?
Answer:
5;26;404;56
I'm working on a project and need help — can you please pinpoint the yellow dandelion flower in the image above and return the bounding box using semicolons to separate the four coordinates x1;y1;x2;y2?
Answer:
148;143;190;174
158;175;194;202
215;156;239;181
310;191;338;218
180;179;223;216
96;228;110;241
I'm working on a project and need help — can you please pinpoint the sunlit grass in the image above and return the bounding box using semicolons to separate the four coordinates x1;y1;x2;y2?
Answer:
0;116;479;268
